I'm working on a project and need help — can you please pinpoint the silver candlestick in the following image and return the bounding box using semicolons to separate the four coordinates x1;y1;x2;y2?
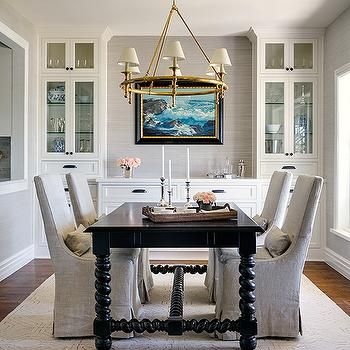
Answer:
158;176;167;207
167;189;173;207
185;180;191;206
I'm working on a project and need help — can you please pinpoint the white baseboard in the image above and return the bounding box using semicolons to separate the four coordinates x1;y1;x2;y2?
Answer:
0;245;34;281
324;247;350;280
34;245;50;259
306;247;324;261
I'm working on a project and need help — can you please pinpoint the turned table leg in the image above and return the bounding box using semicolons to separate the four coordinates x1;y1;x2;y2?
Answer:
238;253;257;350
94;254;112;350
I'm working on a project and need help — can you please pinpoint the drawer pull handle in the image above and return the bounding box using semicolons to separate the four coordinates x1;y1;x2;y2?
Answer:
212;189;226;193
289;189;294;193
63;164;77;169
132;189;147;193
64;188;69;192
282;165;296;170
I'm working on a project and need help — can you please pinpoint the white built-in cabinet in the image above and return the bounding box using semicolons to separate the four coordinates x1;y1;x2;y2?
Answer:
40;38;101;177
248;29;323;179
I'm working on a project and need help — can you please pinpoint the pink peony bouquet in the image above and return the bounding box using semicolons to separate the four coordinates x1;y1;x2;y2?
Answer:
117;157;141;170
193;191;216;204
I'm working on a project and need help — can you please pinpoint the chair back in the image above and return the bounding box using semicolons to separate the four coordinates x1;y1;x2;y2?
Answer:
34;175;76;264
261;171;293;228
66;173;97;228
281;175;323;267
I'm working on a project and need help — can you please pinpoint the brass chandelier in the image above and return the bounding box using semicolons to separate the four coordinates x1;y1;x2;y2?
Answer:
117;0;232;107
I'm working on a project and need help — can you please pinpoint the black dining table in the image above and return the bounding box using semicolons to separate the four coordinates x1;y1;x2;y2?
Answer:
88;202;264;350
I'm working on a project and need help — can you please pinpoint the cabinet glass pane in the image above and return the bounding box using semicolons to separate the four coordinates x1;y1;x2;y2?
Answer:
47;82;66;153
265;82;284;154
75;82;94;153
265;43;284;69
75;43;94;69
47;43;65;69
294;82;313;154
294;43;313;70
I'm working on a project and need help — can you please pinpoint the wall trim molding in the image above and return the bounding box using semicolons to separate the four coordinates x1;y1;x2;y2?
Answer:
0;245;34;281
324;247;350;280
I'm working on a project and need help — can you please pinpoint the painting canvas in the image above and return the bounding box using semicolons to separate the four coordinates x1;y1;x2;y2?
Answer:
135;87;223;144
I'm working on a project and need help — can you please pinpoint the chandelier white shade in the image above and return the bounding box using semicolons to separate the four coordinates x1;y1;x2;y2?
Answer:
210;48;232;67
117;47;140;68
163;41;186;61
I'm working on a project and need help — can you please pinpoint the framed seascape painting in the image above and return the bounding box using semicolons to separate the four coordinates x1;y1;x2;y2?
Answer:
135;86;223;144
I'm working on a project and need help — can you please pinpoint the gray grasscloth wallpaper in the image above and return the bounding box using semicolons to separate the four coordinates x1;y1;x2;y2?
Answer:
107;36;252;178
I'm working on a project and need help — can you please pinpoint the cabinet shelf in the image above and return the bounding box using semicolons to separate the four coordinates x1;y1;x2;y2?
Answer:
47;102;65;106
47;131;65;134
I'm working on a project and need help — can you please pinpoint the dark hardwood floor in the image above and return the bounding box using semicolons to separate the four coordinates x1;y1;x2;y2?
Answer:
0;259;349;322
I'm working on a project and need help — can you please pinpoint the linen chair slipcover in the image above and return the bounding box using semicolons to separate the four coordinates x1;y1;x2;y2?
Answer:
35;174;140;338
66;173;154;303
205;171;293;302
215;175;323;339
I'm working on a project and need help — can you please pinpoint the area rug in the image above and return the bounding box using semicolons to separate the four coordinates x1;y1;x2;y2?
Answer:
0;273;349;350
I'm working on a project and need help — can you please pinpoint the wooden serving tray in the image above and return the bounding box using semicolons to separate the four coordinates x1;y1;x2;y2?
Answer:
142;204;237;223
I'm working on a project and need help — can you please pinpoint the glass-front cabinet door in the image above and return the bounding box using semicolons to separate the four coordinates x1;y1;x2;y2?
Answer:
292;80;316;156
46;81;67;154
74;42;95;70
263;81;286;156
291;40;316;73
74;81;95;154
45;41;67;72
263;41;286;72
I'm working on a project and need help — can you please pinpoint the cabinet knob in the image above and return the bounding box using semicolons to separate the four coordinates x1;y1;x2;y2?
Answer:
290;67;294;71
65;152;69;155
65;67;69;71
285;66;290;71
69;152;73;155
70;67;73;71
285;153;289;156
289;152;294;156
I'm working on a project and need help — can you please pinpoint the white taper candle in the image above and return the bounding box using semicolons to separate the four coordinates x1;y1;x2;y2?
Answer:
168;159;172;191
186;147;190;181
161;146;165;178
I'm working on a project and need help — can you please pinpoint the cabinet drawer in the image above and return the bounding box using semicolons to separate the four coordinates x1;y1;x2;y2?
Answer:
260;162;319;179
102;185;162;202
189;185;257;201
42;161;99;175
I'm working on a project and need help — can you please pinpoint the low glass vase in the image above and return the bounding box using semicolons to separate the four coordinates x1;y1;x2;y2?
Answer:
121;166;133;178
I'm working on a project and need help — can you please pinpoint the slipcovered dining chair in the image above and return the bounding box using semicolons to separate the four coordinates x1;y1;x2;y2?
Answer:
66;172;154;303
215;175;323;339
34;174;140;338
205;171;293;302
